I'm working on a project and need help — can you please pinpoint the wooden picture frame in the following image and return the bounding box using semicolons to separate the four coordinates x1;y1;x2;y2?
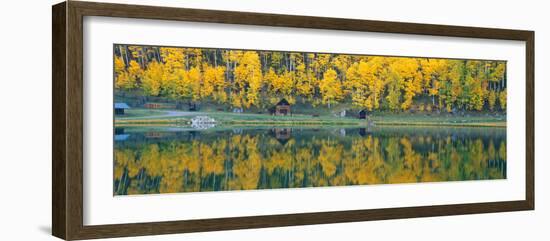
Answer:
52;1;534;240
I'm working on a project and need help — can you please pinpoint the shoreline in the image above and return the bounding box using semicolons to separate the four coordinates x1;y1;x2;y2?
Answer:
114;108;506;128
114;119;506;128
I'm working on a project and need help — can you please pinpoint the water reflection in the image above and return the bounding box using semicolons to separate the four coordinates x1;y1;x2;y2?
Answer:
113;127;506;195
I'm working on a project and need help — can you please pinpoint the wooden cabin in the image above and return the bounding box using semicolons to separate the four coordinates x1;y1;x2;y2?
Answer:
359;110;368;119
114;102;130;115
274;98;291;116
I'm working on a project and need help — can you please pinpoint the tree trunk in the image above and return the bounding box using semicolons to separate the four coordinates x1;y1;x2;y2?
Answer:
120;46;129;67
213;50;217;67
186;52;189;70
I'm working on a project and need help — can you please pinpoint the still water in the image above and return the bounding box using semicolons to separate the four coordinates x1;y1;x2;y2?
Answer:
113;126;506;195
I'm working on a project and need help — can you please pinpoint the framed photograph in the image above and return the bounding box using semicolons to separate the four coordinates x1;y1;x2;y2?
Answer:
52;1;534;240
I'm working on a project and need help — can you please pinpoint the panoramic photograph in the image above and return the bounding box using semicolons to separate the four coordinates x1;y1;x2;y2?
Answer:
113;44;507;195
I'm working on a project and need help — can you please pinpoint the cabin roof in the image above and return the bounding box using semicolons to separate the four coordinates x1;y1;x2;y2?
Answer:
114;103;130;109
276;98;290;106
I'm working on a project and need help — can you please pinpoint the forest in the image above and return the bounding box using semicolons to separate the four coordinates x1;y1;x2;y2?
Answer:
114;44;507;113
113;45;508;195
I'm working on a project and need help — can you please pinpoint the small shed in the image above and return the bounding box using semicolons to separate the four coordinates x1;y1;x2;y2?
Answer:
275;98;291;116
272;128;292;145
359;110;367;119
114;102;130;115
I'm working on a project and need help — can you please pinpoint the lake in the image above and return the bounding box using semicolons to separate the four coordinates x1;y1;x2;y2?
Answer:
113;126;506;195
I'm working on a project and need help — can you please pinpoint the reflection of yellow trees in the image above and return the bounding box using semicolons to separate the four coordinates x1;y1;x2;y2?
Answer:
345;136;386;184
201;139;225;175
230;135;262;190
498;141;506;160
113;131;507;195
388;138;420;183
114;149;135;178
318;139;342;177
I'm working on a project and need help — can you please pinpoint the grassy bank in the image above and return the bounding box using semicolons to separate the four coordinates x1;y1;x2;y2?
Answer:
114;108;506;128
370;113;506;127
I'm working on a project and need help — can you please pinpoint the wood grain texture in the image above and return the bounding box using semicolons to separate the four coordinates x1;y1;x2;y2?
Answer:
72;1;532;40
525;32;535;209
51;1;535;240
52;2;67;240
74;201;530;240
66;2;85;240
